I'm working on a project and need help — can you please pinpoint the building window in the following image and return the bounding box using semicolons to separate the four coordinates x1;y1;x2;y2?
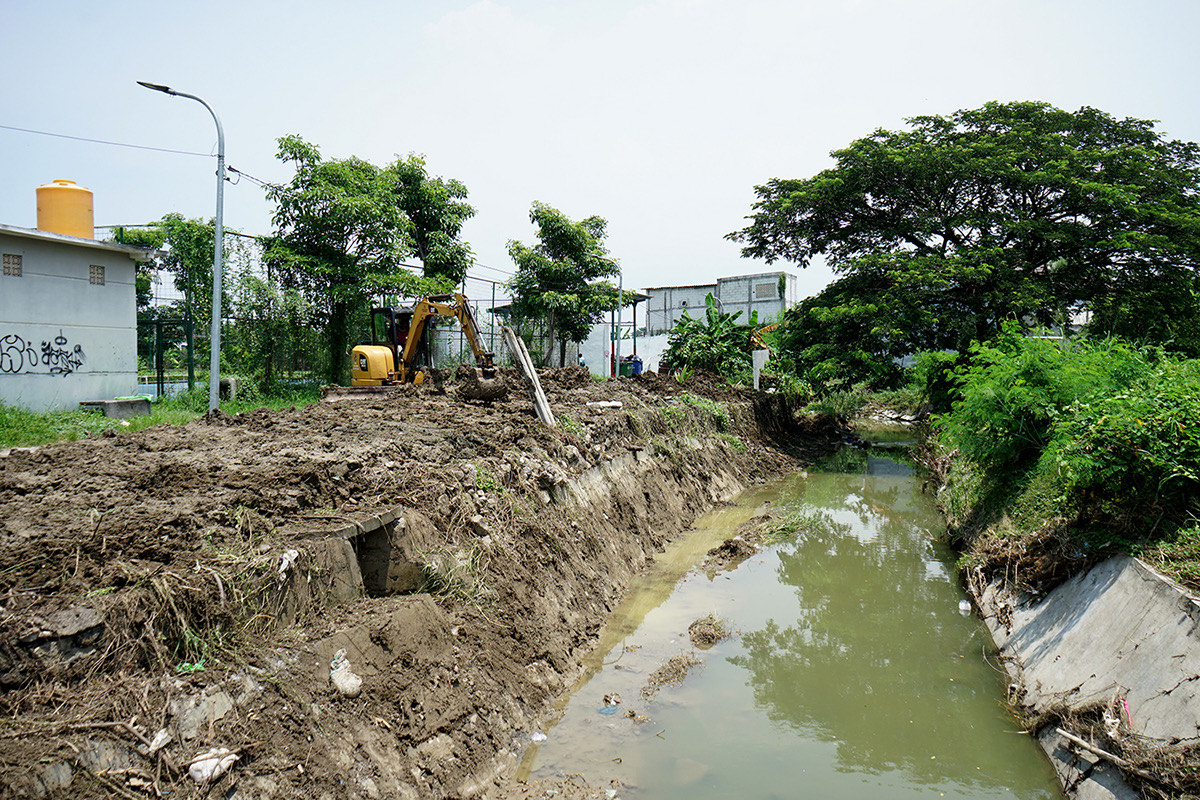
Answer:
89;264;105;285
2;253;20;277
755;282;776;299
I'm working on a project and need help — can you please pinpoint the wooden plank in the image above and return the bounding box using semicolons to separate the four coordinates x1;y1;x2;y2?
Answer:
501;326;556;427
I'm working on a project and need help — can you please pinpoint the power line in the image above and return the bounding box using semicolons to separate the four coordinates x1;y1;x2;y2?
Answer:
0;123;216;158
226;165;282;191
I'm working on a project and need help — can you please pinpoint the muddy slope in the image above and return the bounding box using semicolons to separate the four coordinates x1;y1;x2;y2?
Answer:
0;370;825;799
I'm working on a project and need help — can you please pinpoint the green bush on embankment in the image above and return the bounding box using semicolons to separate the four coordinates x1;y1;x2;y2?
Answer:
0;384;321;449
929;331;1200;591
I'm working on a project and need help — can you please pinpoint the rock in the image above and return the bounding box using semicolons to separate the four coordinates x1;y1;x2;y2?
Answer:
469;515;491;537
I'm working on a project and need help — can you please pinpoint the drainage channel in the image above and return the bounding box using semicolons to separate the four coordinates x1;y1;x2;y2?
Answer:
517;445;1063;799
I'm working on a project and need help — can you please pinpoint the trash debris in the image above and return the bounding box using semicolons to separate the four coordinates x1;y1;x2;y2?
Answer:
603;692;622;706
958;599;971;616
330;648;363;698
188;747;239;783
586;401;623;409
597;705;620;716
531;732;547;743
278;549;300;581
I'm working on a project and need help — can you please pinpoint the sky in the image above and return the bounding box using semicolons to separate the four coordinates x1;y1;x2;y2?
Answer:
3;0;1199;300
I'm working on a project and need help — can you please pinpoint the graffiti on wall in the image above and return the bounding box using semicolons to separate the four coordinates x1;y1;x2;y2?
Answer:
1;331;86;376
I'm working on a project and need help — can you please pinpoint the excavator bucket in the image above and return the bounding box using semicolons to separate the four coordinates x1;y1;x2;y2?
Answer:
458;367;508;401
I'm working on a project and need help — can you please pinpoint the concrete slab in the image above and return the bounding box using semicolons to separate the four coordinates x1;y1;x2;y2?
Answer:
78;397;150;418
979;556;1200;798
983;557;1200;742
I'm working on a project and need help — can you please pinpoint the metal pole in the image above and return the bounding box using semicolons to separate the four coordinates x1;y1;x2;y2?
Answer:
615;272;622;377
138;82;225;413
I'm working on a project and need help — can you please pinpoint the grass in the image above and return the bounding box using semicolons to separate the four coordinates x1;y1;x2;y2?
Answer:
0;383;321;449
680;393;731;431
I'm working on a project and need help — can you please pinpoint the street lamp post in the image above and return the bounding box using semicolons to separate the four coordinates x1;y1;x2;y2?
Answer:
138;81;225;413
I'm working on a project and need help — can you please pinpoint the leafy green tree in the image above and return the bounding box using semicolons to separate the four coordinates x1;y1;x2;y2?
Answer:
115;215;225;324
660;293;756;377
387;154;476;284
265;135;415;384
729;101;1200;384
507;202;625;366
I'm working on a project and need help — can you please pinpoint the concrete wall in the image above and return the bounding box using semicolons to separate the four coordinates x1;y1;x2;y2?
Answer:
0;232;138;410
642;284;717;335
977;556;1200;799
714;271;794;326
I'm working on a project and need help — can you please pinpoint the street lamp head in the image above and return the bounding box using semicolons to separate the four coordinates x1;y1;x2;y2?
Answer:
136;81;176;96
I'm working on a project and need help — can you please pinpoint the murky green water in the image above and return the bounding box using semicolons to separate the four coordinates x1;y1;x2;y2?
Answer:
519;445;1062;799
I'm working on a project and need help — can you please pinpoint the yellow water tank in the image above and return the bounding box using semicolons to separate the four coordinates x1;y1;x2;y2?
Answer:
36;179;94;239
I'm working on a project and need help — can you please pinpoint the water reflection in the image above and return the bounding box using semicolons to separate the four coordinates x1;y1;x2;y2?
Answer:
523;452;1061;800
731;464;1056;796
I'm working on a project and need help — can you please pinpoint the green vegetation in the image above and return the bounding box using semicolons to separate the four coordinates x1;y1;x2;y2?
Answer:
680;392;731;432
507;202;631;367
660;293;755;378
731;101;1200;389
265;135;455;385
931;332;1200;589
0;385;321;449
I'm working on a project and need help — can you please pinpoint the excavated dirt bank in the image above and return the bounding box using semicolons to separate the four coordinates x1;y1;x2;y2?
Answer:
0;369;830;799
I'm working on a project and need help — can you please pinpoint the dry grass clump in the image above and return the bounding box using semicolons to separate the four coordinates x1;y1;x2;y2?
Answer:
1021;696;1200;799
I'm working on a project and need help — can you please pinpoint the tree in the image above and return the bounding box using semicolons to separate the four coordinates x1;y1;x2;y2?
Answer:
265;135;418;384
660;293;756;377
729;102;1200;385
507;202;626;366
115;215;224;323
387;154;476;285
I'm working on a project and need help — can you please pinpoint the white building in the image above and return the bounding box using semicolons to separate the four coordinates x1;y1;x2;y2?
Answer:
1;223;153;411
642;271;798;335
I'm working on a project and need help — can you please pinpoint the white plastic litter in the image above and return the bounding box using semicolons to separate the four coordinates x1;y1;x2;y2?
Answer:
586;401;623;409
330;648;363;698
531;732;547;743
278;549;300;580
188;747;239;783
958;599;972;616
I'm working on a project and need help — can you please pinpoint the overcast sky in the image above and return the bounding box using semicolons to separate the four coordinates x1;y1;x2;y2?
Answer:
3;0;1198;298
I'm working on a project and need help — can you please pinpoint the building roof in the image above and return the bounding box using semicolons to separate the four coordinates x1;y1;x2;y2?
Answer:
641;270;796;293
489;291;652;317
0;223;158;262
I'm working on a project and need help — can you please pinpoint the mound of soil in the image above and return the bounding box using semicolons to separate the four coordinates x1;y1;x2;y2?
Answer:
0;368;823;799
687;615;729;649
641;653;703;700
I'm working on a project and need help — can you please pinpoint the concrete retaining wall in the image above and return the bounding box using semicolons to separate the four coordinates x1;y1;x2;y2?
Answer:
977;556;1200;799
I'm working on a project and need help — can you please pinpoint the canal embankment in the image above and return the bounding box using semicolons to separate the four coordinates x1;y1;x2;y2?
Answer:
976;556;1200;800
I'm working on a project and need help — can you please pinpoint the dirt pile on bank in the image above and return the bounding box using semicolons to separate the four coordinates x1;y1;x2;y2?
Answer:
0;370;824;799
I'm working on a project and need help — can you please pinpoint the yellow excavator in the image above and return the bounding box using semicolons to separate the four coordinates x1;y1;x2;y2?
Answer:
350;293;507;401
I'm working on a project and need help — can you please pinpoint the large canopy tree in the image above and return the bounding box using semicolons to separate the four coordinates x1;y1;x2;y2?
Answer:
266;135;421;384
729;101;1200;385
387;154;476;285
507;202;624;367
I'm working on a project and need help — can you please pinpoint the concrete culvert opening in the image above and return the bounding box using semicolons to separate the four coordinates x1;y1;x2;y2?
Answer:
345;509;430;598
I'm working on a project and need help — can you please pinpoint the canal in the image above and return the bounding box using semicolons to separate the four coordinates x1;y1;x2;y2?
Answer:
517;442;1062;799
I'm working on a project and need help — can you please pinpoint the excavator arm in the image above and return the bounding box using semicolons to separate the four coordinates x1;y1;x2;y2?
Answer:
394;294;505;399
